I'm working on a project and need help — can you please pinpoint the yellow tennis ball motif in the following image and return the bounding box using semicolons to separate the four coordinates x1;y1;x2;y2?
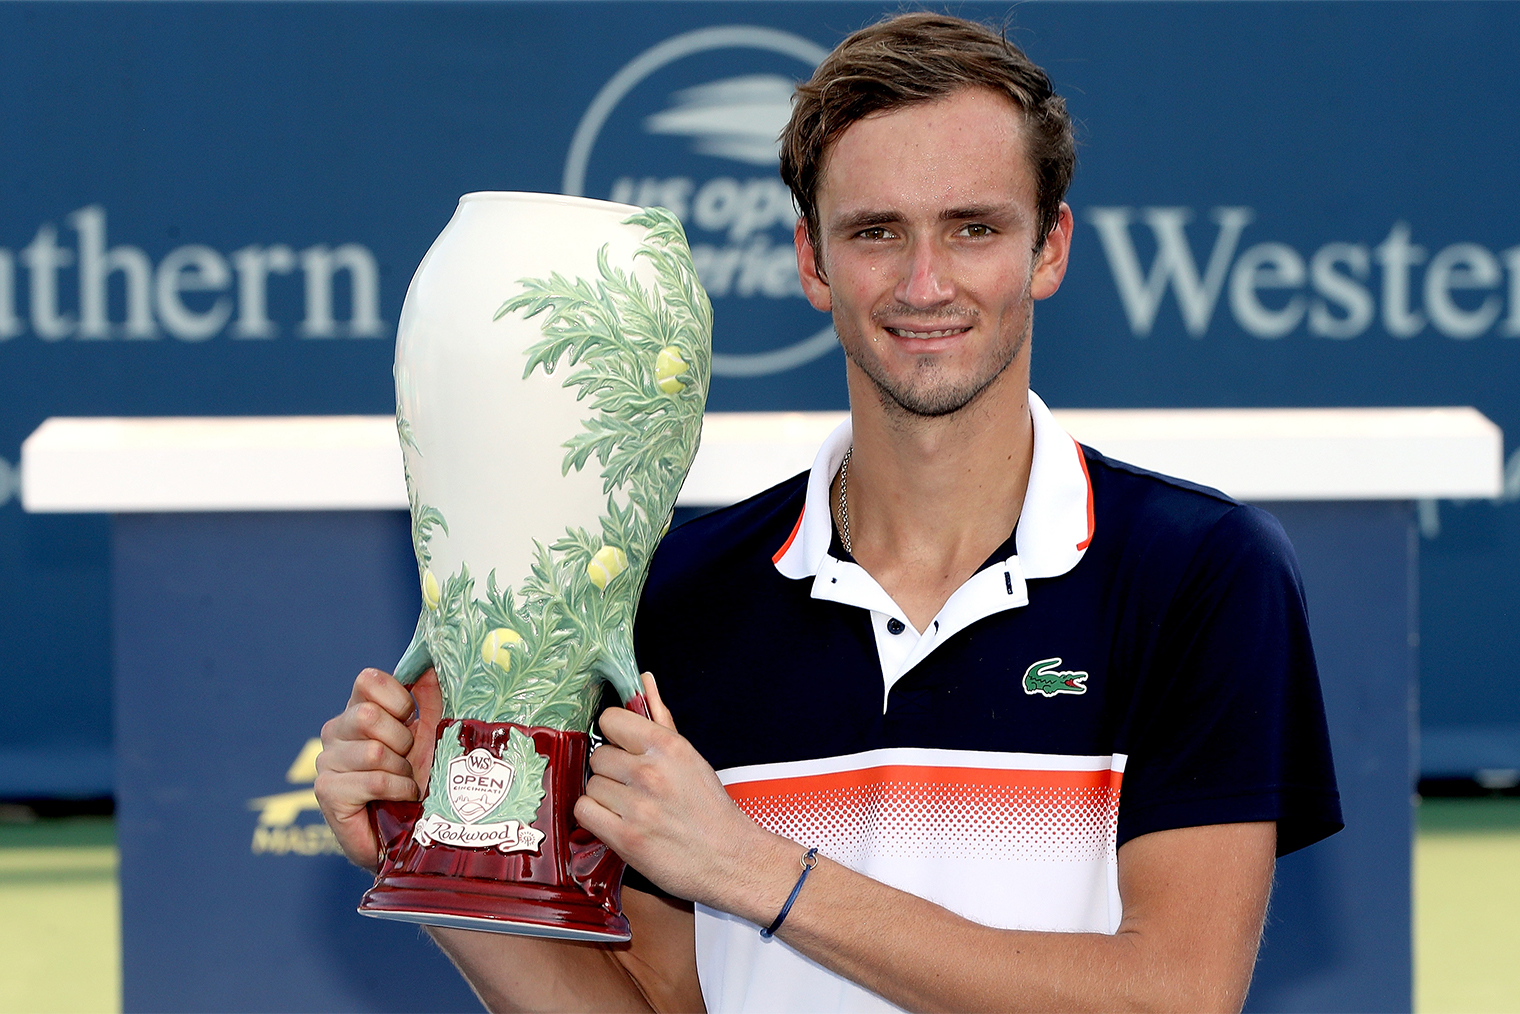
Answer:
481;627;522;669
655;346;687;394
422;569;440;610
587;545;629;590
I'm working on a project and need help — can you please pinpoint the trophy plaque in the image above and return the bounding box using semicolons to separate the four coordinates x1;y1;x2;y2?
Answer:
358;192;711;941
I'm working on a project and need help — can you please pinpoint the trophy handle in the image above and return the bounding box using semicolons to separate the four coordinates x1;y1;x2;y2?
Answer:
622;691;652;721
393;613;432;687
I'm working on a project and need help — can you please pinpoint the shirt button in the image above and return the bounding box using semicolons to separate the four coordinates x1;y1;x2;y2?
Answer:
887;618;906;635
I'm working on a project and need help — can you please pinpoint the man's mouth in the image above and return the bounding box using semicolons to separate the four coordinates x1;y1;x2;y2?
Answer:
884;326;972;339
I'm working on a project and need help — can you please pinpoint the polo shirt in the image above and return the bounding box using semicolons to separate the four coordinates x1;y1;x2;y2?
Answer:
630;390;1342;1013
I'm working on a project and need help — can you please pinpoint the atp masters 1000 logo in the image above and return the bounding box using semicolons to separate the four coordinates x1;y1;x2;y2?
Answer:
563;25;835;380
247;738;344;856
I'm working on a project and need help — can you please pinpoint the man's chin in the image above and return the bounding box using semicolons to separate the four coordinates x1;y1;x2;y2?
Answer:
870;373;998;419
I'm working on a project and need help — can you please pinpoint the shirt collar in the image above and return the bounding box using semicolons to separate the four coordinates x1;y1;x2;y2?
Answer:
772;389;1095;582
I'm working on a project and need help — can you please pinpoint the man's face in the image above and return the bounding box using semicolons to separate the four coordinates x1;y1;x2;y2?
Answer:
795;87;1072;418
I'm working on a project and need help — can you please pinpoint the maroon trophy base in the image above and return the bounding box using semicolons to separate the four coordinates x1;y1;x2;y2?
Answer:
358;698;647;942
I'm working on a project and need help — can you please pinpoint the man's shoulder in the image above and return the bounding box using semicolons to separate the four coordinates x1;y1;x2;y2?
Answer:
646;470;809;591
1082;445;1296;568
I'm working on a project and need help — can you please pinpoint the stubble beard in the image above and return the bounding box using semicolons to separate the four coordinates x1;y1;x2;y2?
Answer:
839;301;1032;419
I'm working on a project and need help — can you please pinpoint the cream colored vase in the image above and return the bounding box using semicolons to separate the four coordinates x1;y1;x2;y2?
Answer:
393;190;711;722
362;193;711;938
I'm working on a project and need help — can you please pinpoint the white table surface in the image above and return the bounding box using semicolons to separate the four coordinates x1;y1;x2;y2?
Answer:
21;406;1503;512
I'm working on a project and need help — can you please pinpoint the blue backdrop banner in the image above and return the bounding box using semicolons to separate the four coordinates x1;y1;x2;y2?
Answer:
2;2;1515;782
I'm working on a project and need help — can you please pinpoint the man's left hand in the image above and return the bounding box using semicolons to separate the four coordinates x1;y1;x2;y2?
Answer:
575;673;796;922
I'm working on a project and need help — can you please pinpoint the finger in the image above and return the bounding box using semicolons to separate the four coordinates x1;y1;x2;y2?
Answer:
315;769;421;809
587;743;637;783
598;706;668;755
348;668;417;723
316;803;383;873
326;699;415;759
641;672;677;732
573;792;624;846
317;738;414;780
584;772;639;816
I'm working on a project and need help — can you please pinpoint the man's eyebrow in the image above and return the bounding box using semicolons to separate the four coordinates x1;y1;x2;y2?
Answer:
940;204;1019;223
830;205;1024;232
831;210;902;232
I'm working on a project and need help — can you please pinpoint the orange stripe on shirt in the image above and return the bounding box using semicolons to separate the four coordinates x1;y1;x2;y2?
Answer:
725;764;1124;863
772;507;805;564
724;763;1123;802
1073;437;1095;551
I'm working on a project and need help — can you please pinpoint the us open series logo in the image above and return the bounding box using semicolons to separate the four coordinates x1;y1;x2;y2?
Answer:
563;25;836;379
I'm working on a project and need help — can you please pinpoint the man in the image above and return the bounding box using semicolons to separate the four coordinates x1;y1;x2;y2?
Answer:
316;13;1341;1012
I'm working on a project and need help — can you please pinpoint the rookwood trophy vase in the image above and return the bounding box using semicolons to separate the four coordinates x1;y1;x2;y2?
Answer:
358;192;711;941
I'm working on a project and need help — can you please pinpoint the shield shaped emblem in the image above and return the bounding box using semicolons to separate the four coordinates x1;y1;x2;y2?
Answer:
447;748;514;823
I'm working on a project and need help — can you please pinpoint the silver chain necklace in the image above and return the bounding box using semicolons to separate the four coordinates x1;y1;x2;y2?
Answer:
837;445;853;556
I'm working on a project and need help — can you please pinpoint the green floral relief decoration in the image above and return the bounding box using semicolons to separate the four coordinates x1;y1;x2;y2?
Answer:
394;208;711;750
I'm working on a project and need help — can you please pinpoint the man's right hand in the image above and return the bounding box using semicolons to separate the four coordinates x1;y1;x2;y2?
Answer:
314;667;443;872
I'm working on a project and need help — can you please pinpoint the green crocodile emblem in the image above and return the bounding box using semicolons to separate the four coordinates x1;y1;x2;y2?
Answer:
1022;657;1089;698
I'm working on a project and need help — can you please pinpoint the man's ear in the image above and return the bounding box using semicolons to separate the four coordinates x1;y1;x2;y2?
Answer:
1030;202;1074;301
794;218;832;313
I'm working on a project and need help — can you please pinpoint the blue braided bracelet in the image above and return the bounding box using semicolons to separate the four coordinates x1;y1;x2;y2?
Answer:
760;846;820;939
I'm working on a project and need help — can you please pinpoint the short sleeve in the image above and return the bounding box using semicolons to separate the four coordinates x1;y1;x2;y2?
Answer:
1116;504;1343;857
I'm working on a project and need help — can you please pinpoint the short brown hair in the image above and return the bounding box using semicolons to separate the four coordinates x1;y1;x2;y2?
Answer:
779;12;1075;263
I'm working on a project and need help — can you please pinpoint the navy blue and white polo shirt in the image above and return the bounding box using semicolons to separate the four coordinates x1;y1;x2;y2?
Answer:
631;391;1341;1013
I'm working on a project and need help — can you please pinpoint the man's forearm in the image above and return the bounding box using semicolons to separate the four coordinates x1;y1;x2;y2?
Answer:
424;889;702;1014
742;823;1275;1014
426;928;650;1014
765;864;1148;1014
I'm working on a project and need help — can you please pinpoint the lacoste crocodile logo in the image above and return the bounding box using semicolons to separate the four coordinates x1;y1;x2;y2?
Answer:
1022;657;1089;697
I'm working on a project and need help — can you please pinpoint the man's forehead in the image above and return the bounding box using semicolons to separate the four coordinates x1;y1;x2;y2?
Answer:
815;88;1035;221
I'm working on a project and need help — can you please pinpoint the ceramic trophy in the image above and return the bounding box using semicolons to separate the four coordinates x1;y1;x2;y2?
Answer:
358;192;711;941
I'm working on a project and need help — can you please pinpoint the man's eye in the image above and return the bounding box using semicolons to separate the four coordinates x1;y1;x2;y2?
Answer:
960;223;994;238
857;227;894;240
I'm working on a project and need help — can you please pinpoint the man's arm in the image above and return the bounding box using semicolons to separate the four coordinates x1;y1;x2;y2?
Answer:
313;668;704;1013
581;678;1274;1014
751;823;1272;1013
427;889;702;1014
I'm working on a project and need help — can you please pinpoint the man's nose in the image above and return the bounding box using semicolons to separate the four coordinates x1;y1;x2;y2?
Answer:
896;238;955;308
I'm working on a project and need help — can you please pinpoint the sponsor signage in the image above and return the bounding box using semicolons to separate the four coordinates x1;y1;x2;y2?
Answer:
247;738;345;856
6;203;1516;349
1;206;385;343
1088;209;1520;342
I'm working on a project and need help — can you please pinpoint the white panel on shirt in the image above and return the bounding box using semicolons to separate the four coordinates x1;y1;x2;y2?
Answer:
696;747;1127;1013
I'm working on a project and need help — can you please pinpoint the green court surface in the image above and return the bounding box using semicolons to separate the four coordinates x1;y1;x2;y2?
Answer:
1417;796;1520;1014
0;802;1517;1013
0;817;119;1014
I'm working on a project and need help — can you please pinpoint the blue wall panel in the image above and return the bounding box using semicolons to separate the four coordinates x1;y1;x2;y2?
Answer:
1247;502;1415;1013
113;510;479;1012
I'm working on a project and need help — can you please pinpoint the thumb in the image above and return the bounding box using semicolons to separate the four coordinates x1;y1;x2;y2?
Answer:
641;671;677;732
413;667;444;726
408;668;443;794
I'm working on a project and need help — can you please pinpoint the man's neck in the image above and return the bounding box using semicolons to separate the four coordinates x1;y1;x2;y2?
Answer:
833;363;1035;632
